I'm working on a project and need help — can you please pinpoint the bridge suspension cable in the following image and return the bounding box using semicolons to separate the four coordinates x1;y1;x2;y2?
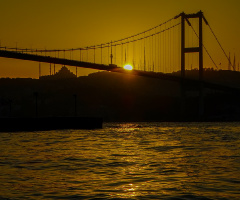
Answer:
188;21;219;70
206;20;233;68
1;12;215;74
0;15;178;53
185;13;233;70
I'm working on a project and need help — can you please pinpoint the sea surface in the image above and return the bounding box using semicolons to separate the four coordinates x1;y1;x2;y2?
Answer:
0;122;239;200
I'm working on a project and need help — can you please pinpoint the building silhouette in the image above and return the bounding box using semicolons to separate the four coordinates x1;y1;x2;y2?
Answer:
40;66;77;80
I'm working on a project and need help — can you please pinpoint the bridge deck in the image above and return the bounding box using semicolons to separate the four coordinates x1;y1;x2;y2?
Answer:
0;50;240;93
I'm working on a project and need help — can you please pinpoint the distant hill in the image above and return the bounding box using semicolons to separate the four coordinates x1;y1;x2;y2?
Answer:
1;69;240;121
172;68;240;88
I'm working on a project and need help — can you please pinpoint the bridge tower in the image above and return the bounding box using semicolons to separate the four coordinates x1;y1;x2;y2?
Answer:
180;11;207;80
178;11;208;119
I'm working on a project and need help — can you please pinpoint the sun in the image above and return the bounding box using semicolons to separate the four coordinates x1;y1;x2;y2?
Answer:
123;64;133;71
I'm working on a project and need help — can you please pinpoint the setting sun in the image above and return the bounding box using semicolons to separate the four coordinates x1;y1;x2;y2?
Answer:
123;64;133;71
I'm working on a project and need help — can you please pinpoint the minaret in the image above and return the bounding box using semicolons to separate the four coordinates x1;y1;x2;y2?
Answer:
233;54;236;71
144;47;146;71
125;48;127;64
39;62;41;78
110;41;113;65
228;52;231;70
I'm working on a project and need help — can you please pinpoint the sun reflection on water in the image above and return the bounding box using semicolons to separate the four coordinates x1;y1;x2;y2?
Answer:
96;123;191;198
114;123;141;134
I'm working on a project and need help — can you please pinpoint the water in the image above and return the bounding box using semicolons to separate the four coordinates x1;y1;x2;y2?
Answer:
0;122;239;200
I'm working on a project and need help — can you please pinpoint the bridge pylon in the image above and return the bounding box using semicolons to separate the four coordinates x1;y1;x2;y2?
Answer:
177;10;208;80
176;11;208;119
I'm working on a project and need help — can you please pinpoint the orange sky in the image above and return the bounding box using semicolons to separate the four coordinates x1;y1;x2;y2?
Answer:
0;0;239;78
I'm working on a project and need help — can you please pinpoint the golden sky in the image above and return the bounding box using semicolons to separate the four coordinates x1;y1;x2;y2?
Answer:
0;0;239;78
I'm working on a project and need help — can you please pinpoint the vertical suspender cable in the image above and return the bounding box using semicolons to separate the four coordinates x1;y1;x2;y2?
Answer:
143;35;145;71
108;44;109;65
132;37;134;67
121;43;123;67
152;31;154;71
101;44;102;64
159;26;161;72
94;46;96;63
39;62;41;78
115;43;117;65
86;47;88;62
127;39;129;64
155;28;157;72
125;46;127;64
164;23;166;73
80;49;82;61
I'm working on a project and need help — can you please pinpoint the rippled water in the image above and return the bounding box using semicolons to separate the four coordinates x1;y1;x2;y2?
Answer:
0;122;240;200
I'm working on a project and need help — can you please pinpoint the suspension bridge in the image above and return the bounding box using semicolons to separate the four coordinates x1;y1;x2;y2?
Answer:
1;10;240;120
0;11;236;89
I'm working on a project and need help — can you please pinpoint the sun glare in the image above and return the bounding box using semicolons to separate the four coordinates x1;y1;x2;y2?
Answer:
123;64;133;71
